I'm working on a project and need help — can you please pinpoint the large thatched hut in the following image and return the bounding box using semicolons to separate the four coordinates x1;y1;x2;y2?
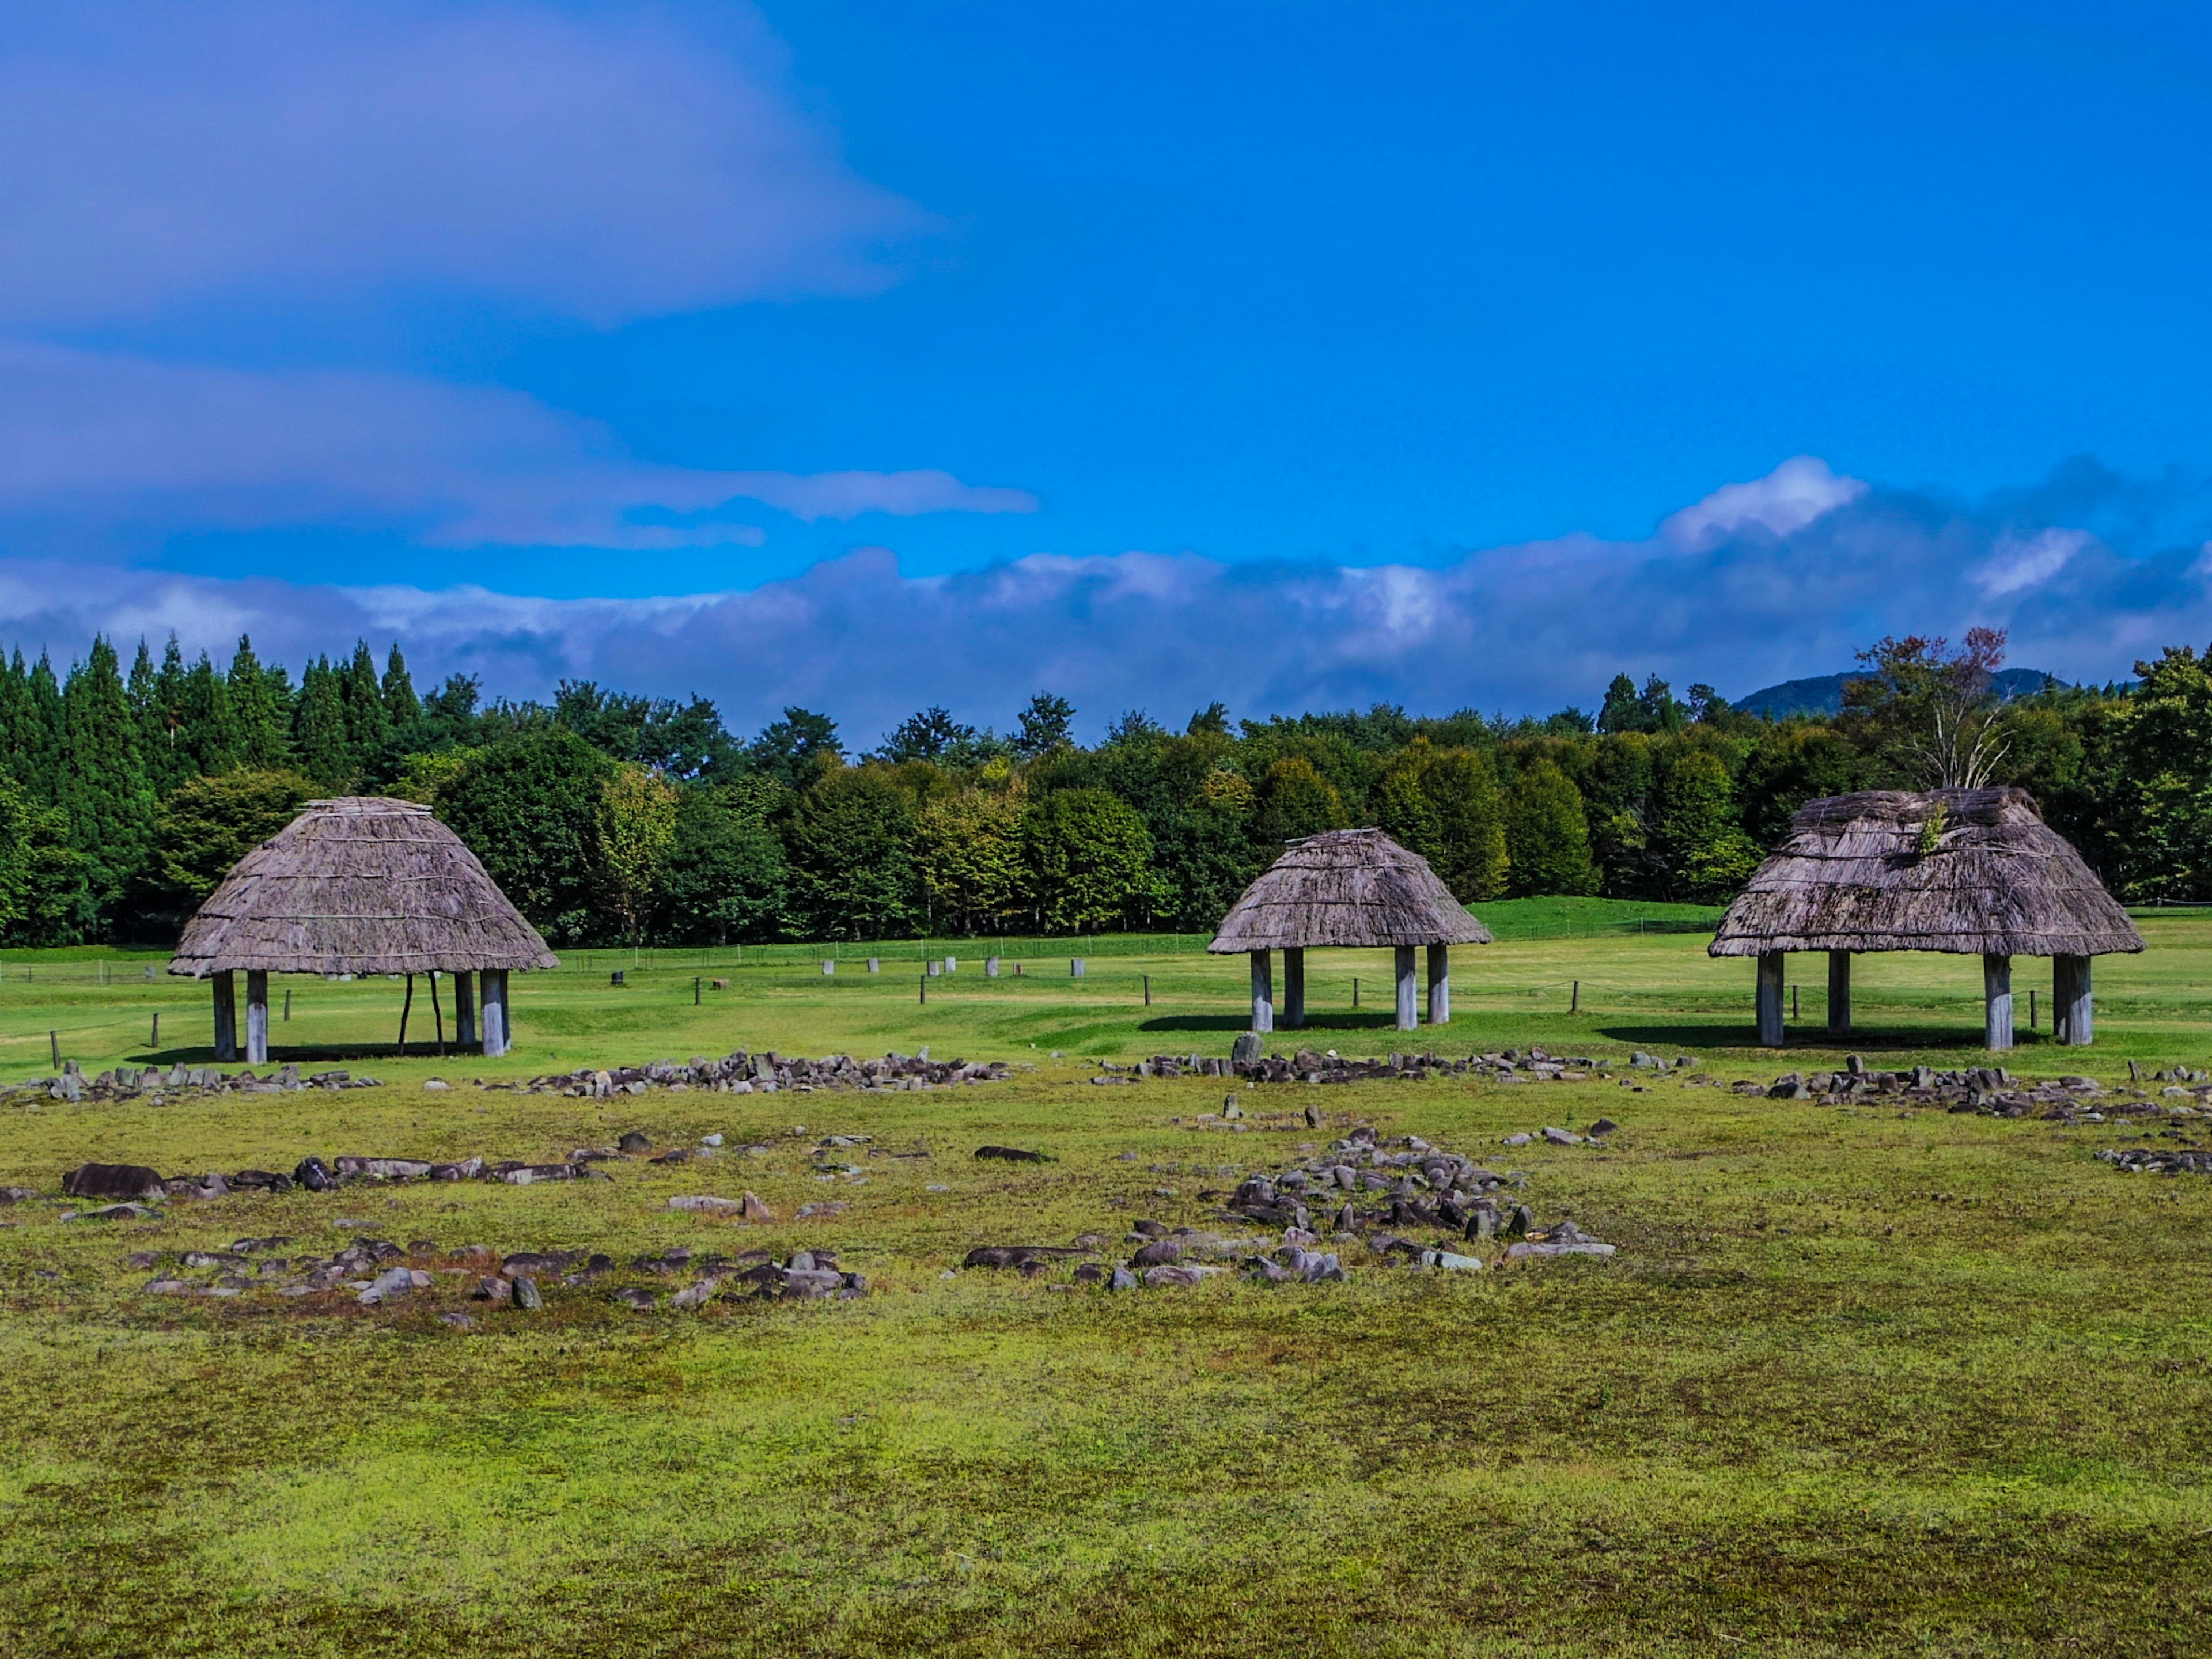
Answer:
1210;828;1492;1033
169;797;558;1063
1710;787;2141;1050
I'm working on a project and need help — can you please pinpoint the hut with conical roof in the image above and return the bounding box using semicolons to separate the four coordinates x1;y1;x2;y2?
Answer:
168;797;558;1063
1709;786;2141;1050
1210;828;1493;1033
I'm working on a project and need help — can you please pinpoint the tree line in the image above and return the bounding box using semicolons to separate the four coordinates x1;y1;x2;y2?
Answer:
0;628;2189;948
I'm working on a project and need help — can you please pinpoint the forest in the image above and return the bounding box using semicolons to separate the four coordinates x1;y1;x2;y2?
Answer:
0;628;2200;948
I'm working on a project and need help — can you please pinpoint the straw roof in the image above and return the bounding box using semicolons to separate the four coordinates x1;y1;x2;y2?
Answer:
1710;787;2142;959
169;797;559;979
1209;828;1494;952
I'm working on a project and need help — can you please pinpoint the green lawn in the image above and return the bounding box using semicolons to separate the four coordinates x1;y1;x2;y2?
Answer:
1;904;2208;1654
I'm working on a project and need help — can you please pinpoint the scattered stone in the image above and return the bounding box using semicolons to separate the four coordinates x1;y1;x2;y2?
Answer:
0;1186;39;1204
438;1312;475;1330
62;1163;165;1201
510;1274;543;1311
422;1079;449;1092
358;1265;415;1305
69;1203;155;1221
974;1145;1050;1163
142;1278;192;1295
963;1245;1086;1270
2099;1146;2212;1175
474;1276;513;1304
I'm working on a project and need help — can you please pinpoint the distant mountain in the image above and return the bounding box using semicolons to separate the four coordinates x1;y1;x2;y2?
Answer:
1733;668;2063;721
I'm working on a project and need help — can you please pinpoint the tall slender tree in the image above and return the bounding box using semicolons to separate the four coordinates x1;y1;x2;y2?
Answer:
58;637;155;922
229;635;291;768
293;657;352;790
381;643;421;740
340;640;388;777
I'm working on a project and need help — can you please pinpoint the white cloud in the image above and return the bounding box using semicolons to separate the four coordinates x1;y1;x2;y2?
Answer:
0;2;927;327
0;463;2171;743
1660;455;1869;548
1972;527;2095;596
0;343;1035;552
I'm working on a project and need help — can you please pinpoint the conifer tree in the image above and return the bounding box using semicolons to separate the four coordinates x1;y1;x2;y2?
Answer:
381;643;421;736
0;651;33;798
144;637;195;795
294;657;353;790
58;637;155;919
183;651;240;779
22;653;65;804
340;640;388;777
228;635;291;768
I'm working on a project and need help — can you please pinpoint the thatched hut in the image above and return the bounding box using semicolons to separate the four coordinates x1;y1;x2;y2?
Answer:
169;797;558;1063
1210;828;1493;1033
1710;787;2141;1050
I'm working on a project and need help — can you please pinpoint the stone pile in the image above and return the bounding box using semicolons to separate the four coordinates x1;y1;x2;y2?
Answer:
9;1061;378;1104
1108;1044;1690;1086
506;1050;1012;1097
1746;1060;2203;1124
2097;1146;2212;1175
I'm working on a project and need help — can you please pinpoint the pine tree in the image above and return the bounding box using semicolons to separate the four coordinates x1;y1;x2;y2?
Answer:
21;653;65;804
0;651;32;798
341;640;389;778
145;637;195;795
229;635;291;769
382;643;421;737
58;637;155;922
294;657;353;790
182;651;240;779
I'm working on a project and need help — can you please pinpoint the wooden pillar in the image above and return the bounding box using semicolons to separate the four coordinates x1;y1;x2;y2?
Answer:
212;969;238;1062
2054;953;2093;1046
1755;950;1785;1047
1827;950;1851;1037
1426;942;1450;1026
481;969;511;1058
1984;953;2014;1051
244;971;270;1065
453;970;478;1051
1283;947;1305;1029
1249;949;1274;1035
1394;945;1418;1032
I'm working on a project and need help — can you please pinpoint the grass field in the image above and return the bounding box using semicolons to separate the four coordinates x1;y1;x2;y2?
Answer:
2;901;2209;1655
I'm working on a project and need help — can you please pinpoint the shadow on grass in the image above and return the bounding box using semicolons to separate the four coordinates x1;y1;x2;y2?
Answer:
121;1044;483;1066
1597;1022;2052;1053
1138;1013;1405;1033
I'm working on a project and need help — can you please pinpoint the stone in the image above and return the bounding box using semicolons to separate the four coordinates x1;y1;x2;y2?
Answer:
1501;1132;1533;1147
438;1312;476;1330
293;1156;336;1191
1130;1238;1183;1267
618;1131;652;1153
1541;1126;1584;1146
474;1276;512;1304
510;1274;544;1310
422;1079;450;1091
62;1163;164;1201
71;1203;154;1221
1231;1033;1262;1066
1072;1262;1105;1284
1108;1266;1139;1290
142;1278;192;1295
0;1185;39;1204
123;1251;161;1269
611;1287;657;1311
668;1195;745;1217
1141;1264;1205;1288
1304;1102;1324;1128
1419;1248;1485;1271
358;1266;415;1305
1588;1118;1619;1137
974;1145;1050;1162
701;1133;724;1147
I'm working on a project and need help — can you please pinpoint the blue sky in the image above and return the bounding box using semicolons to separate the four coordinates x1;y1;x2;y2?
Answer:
2;2;2210;740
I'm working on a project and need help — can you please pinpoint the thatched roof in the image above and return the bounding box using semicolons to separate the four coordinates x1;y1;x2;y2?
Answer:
1710;787;2142;959
169;797;559;979
1209;828;1494;952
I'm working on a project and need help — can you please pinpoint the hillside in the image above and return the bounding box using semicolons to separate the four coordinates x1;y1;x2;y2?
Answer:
1733;666;2061;719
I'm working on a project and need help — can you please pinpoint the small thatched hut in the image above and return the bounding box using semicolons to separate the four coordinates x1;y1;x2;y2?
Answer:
169;797;558;1063
1710;786;2142;1050
1210;828;1493;1033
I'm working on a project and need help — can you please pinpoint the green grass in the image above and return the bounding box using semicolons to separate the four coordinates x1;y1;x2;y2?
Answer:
1;902;2209;1654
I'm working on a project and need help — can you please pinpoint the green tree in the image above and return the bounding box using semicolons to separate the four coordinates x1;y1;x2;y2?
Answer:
915;783;1025;932
437;727;615;942
594;763;680;942
58;637;155;921
2101;644;2212;898
1503;759;1600;896
7;652;66;804
1019;786;1156;932
293;658;353;790
0;775;90;945
381;643;421;737
138;769;319;927
1377;742;1509;900
181;650;241;781
1013;692;1075;759
340;640;389;778
1252;756;1348;849
656;781;787;944
1653;750;1760;901
228;635;291;770
749;707;843;788
780;766;921;940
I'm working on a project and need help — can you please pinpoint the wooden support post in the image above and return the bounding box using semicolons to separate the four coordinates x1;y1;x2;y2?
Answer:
2054;953;2093;1046
1755;951;1785;1047
1827;950;1851;1037
1984;953;2014;1051
1426;942;1450;1026
213;970;238;1062
430;971;446;1056
480;969;510;1058
1249;949;1274;1034
1394;945;1417;1032
1283;946;1305;1029
396;974;414;1051
245;971;269;1065
453;971;477;1051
